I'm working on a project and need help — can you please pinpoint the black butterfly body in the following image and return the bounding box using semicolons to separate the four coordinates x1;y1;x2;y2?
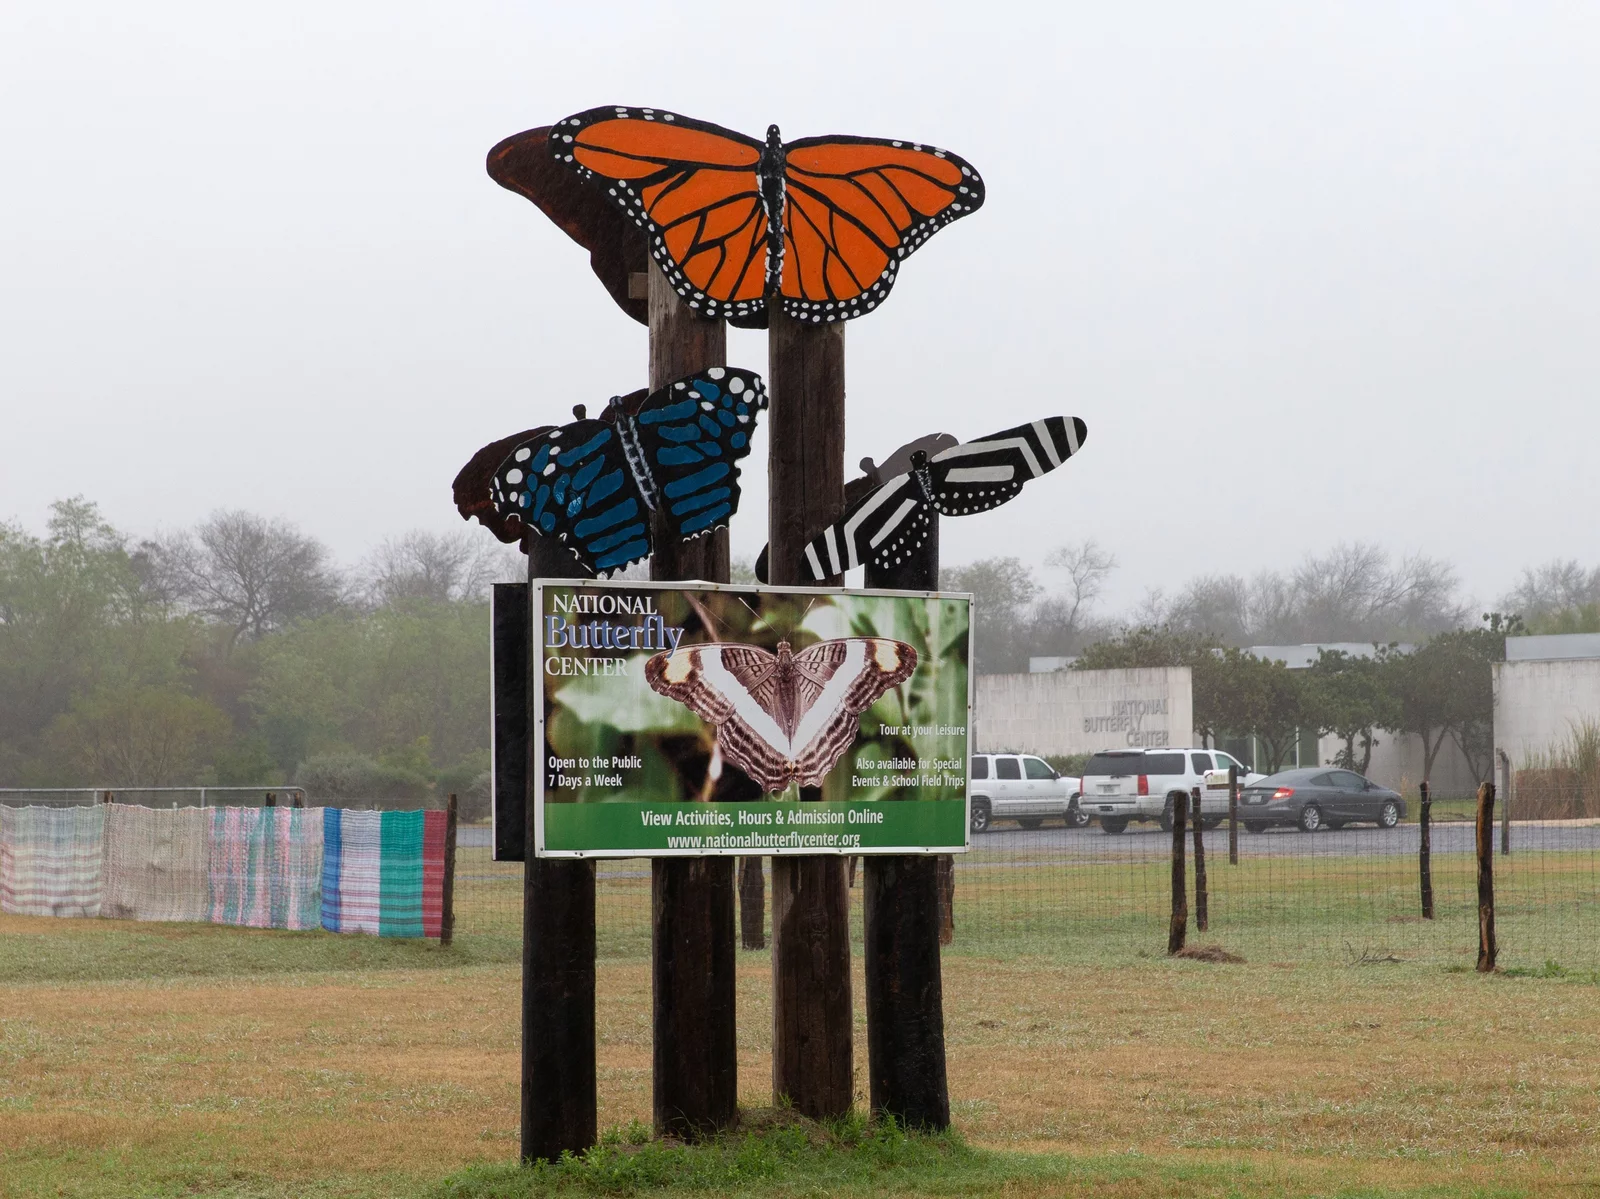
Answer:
487;368;767;574
800;416;1088;580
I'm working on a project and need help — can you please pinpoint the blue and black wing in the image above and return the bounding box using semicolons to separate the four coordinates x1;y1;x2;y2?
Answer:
799;474;932;581
490;419;652;575
926;417;1087;516
629;367;767;541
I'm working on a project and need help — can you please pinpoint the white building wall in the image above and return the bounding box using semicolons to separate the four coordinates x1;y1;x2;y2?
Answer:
976;668;1194;756
1314;730;1479;795
1493;658;1600;766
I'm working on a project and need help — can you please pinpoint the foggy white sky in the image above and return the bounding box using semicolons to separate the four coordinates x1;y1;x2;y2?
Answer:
3;2;1597;613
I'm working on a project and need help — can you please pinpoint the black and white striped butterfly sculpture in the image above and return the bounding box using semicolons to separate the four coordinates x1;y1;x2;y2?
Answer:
477;368;768;576
758;416;1087;581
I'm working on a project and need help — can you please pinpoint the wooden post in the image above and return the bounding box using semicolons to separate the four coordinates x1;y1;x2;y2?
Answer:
936;854;955;946
441;792;458;947
739;857;766;949
1190;788;1208;933
292;791;303;809
1167;790;1188;955
1419;781;1434;920
1476;781;1497;972
1499;750;1512;856
862;521;949;1131
265;792;276;808
647;269;738;1140
767;308;852;1119
522;534;597;1164
1227;764;1238;866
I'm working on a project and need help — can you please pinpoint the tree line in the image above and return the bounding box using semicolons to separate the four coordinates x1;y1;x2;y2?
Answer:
0;499;519;808
5;502;1596;797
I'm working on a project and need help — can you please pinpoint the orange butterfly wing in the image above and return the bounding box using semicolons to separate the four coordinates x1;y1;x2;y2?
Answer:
551;109;985;324
778;137;983;322
550;107;771;322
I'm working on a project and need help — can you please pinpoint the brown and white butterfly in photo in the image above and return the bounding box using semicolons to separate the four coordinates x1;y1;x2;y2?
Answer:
644;637;917;794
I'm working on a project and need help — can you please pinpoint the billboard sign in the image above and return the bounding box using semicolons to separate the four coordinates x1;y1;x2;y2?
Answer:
533;580;971;858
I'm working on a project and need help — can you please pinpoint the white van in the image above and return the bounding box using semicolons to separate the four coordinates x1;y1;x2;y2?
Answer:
969;753;1083;833
1078;748;1262;834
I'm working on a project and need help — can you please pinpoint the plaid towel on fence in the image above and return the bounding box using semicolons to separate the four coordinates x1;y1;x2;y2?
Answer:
0;805;104;918
102;805;209;923
210;807;324;930
422;809;446;938
332;810;382;935
380;810;425;938
321;807;343;931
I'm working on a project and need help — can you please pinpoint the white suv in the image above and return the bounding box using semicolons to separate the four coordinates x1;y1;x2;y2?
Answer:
969;753;1083;833
1079;748;1262;834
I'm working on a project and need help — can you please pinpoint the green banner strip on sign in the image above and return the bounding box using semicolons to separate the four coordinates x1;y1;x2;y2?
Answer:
543;800;966;856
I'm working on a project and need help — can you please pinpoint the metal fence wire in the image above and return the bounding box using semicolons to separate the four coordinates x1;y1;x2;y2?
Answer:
444;796;1600;971
7;791;1597;970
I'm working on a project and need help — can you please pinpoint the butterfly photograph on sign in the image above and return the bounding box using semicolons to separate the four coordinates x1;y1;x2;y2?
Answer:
550;106;985;326
532;580;972;858
645;636;917;794
453;367;767;574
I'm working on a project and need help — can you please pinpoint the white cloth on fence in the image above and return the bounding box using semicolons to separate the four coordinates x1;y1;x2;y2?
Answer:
335;810;382;935
0;805;104;917
101;805;210;923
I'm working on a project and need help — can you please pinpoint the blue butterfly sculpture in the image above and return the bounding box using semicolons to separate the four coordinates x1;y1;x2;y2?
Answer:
457;367;767;575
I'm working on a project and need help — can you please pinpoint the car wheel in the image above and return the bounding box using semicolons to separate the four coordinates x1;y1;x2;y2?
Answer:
1378;799;1401;829
1202;816;1225;830
1100;817;1128;835
1158;795;1176;832
1244;821;1267;834
1067;805;1091;829
1298;804;1324;833
1018;818;1043;830
970;800;991;834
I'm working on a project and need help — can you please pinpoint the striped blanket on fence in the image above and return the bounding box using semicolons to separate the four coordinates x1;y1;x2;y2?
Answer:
0;805;104;917
102;805;210;922
208;806;324;930
321;808;445;937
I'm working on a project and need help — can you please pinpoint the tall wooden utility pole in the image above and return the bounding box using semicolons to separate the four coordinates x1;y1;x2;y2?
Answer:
646;269;738;1138
862;519;950;1131
765;309;852;1118
522;536;597;1162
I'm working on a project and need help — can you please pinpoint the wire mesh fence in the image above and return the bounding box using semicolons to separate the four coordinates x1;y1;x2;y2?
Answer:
449;797;1600;970
8;791;1597;970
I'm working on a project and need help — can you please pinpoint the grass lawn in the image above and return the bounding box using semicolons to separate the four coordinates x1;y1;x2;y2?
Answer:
3;839;1599;1197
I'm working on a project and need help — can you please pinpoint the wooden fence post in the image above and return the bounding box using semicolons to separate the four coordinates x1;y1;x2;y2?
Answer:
1418;781;1433;920
1190;788;1207;933
522;535;597;1164
937;854;955;947
265;792;276;808
1168;790;1188;955
1476;781;1497;972
646;268;738;1140
738;858;766;950
441;792;458;947
766;307;852;1119
1227;764;1238;866
1499;750;1512;856
862;519;949;1132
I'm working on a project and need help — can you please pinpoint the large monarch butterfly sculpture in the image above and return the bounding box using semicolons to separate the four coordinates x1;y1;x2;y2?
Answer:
755;417;1089;582
454;367;768;575
550;106;985;326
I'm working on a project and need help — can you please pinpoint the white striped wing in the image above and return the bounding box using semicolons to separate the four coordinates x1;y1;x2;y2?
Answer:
927;416;1086;516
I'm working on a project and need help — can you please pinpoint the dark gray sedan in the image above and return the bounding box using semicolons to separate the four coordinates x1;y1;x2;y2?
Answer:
1238;768;1405;833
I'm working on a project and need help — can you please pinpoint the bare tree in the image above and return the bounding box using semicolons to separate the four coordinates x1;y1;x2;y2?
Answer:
1043;540;1117;630
1499;559;1600;622
150;511;342;652
362;530;519;606
1146;543;1464;646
